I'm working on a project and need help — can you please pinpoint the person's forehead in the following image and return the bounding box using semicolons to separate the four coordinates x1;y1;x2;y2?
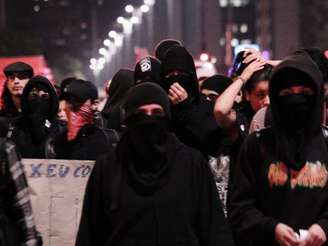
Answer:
251;81;269;93
282;85;313;90
201;89;219;95
137;104;163;110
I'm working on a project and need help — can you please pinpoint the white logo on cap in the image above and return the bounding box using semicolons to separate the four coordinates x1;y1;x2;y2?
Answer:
140;58;151;72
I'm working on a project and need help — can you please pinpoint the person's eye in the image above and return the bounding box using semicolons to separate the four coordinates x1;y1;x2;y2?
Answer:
152;109;165;116
301;90;314;96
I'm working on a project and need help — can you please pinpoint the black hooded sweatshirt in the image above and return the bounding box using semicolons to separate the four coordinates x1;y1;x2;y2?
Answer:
228;54;328;246
9;76;61;158
76;83;234;246
161;46;222;156
101;69;134;132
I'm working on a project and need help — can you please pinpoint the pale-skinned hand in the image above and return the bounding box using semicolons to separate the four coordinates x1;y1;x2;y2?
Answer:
299;224;326;246
168;83;188;104
239;59;266;82
275;223;300;246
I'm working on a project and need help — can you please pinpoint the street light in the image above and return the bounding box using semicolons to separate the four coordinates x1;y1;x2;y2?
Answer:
200;52;209;62
108;30;117;38
130;16;139;24
104;39;111;46
99;48;108;56
140;4;150;13
125;5;134;13
144;0;155;6
117;16;125;24
90;58;97;64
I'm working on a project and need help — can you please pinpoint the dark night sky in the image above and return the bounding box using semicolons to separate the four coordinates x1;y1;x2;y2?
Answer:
2;0;144;81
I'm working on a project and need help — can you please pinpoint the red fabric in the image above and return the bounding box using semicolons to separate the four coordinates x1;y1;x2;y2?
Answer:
66;100;94;141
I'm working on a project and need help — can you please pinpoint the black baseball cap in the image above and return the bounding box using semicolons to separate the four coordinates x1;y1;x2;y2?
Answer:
60;79;98;101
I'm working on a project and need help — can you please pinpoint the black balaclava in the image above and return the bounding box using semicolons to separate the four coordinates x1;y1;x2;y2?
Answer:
154;38;182;62
118;82;172;194
201;74;233;95
134;56;161;85
270;53;324;170
101;69;134;116
161;46;199;103
21;76;59;143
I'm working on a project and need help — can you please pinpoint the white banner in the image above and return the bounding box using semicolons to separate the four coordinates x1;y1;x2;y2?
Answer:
22;159;95;246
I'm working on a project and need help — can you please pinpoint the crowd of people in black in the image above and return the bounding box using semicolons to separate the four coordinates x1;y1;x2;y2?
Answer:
1;38;328;246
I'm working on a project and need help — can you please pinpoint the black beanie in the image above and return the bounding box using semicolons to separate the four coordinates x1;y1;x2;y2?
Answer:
201;74;233;95
4;62;34;78
123;82;171;120
134;56;161;85
154;39;182;61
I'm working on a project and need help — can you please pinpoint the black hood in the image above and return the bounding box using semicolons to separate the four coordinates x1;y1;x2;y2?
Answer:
123;82;171;121
161;46;199;102
270;53;323;135
154;38;182;61
269;53;325;170
102;69;134;116
21;76;59;120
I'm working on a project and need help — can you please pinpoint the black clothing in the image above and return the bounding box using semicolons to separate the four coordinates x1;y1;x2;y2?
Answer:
229;53;328;246
101;69;134;132
0;88;21;119
171;99;222;156
123;82;171;120
154;39;182;61
270;53;324;170
54;124;117;160
234;102;255;136
161;46;199;102
9;76;60;158
134;56;161;85
60;79;98;102
21;76;59;121
76;134;234;246
201;75;233;95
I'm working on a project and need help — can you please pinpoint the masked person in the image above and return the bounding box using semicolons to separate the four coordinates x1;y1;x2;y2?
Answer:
198;75;245;216
76;82;234;246
0;62;34;119
200;75;233;103
249;47;328;133
228;54;328;246
154;38;182;62
54;79;118;160
134;56;161;85
101;69;134;133
8;76;61;158
160;45;222;156
0;137;42;246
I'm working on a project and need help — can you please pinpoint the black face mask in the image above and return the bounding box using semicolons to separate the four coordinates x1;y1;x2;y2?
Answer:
123;114;168;166
28;97;51;117
118;113;169;193
278;94;314;132
164;74;194;95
